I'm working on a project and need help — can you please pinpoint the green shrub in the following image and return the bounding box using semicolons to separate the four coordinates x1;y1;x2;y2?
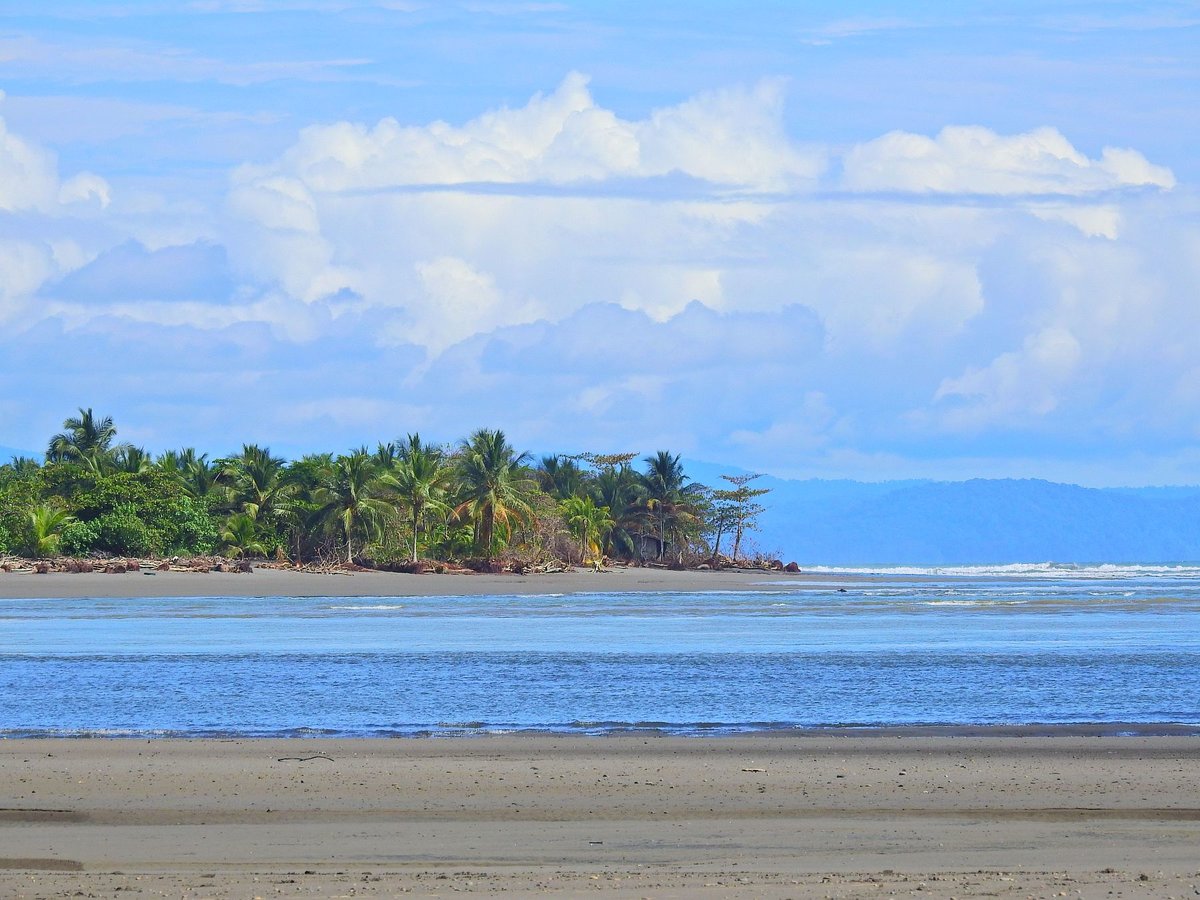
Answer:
61;519;101;556
93;504;157;556
167;497;219;555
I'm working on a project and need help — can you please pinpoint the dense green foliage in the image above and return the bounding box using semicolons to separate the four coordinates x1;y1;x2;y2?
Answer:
0;409;768;565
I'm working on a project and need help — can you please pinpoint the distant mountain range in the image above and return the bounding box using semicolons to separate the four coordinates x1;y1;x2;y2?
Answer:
683;461;1200;566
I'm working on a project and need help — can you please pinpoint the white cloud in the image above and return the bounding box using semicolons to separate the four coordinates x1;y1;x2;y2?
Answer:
843;125;1175;195
1028;203;1121;239
802;242;984;351
3;70;1195;483
0;115;112;326
244;72;822;193
0;114;109;212
405;256;541;351
58;172;111;208
934;326;1083;428
0;241;55;311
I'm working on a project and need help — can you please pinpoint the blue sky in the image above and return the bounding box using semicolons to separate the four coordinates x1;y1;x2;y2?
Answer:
1;1;1197;484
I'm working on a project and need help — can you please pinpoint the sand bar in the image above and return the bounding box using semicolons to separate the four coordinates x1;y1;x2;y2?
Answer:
0;565;857;600
2;735;1199;897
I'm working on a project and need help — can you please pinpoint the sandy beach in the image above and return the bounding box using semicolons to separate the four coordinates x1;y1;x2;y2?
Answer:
4;571;1198;896
0;565;850;600
1;735;1198;897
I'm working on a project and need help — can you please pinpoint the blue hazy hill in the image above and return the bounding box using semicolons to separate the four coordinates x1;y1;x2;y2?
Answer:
682;460;1200;565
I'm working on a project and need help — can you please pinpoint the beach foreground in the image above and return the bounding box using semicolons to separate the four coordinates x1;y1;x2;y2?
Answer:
2;736;1198;898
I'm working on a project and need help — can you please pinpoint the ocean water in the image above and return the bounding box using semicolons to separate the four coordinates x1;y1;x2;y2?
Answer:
2;566;1199;737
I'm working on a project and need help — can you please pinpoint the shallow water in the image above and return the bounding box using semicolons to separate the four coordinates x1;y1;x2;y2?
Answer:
2;569;1199;736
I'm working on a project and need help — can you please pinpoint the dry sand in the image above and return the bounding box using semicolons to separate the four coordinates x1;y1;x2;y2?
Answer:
2;735;1199;897
0;565;850;600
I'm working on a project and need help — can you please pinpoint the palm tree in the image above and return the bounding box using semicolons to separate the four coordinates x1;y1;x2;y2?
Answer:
454;429;536;558
221;444;294;523
220;512;269;559
158;448;220;499
7;456;41;476
46;408;129;473
385;434;452;563
28;504;74;558
537;455;585;500
313;451;392;563
183;451;222;499
558;495;614;565
374;441;400;469
590;463;644;557
112;446;152;474
641;451;704;562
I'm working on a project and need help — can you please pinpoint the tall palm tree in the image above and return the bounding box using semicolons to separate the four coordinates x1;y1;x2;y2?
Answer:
385;434;452;563
46;408;129;473
221;444;294;523
590;463;644;557
454;429;536;558
537;455;585;500
313;451;391;563
641;451;704;562
558;495;614;565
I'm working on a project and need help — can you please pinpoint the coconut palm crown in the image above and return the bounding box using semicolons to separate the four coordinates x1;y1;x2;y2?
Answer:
46;407;130;473
454;429;536;558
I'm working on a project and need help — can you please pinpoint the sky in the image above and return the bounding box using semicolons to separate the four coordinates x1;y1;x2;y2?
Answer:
0;1;1197;485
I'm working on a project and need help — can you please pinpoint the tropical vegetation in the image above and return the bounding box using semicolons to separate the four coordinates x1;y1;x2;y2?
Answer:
0;408;771;567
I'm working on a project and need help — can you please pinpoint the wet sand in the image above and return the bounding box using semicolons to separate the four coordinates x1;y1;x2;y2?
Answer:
0;565;848;599
2;735;1199;897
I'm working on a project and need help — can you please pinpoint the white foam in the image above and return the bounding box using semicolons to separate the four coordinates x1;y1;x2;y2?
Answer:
325;604;406;610
802;563;1200;579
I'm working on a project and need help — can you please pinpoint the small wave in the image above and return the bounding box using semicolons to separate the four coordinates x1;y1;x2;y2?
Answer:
805;562;1200;580
324;604;406;610
923;599;1029;607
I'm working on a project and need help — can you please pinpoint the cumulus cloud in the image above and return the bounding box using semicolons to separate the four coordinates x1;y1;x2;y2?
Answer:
235;72;823;194
403;256;543;352
934;326;1084;427
0;113;113;327
4;72;1196;483
0;113;110;212
843;125;1175;195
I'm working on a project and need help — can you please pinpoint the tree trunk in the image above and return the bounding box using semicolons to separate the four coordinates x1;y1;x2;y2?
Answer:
411;505;420;563
480;504;494;558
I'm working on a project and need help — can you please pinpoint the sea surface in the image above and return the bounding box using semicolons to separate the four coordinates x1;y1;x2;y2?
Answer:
2;564;1199;737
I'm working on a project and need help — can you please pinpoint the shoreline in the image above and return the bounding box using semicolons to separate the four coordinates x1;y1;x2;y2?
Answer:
5;721;1200;740
0;564;861;600
2;734;1198;897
